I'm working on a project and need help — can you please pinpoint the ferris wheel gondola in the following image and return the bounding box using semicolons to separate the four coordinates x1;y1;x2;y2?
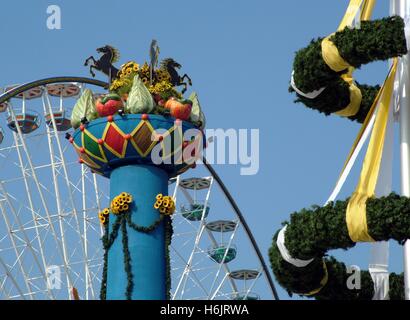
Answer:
5;86;42;134
44;83;81;131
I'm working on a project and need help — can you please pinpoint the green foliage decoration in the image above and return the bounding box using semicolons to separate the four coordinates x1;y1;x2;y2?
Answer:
100;208;172;300
269;193;409;300
290;16;407;123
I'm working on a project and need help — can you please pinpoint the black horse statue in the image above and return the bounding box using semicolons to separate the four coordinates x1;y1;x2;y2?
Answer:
160;58;192;94
84;45;120;82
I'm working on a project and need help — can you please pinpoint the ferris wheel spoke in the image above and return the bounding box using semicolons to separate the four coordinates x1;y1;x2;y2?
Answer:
81;164;93;299
0;182;49;299
173;223;207;299
178;242;214;299
173;177;215;299
8;107;75;298
207;221;239;299
170;244;210;299
239;267;262;300
42;92;97;299
209;272;229;300
0;255;26;300
179;177;238;297
0;276;10;299
44;120;75;298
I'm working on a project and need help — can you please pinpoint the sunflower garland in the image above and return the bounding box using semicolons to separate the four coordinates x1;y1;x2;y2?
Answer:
100;192;174;300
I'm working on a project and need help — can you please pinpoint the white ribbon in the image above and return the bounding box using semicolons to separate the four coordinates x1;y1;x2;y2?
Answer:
325;108;377;205
276;225;314;268
290;71;326;99
405;17;410;52
369;264;390;300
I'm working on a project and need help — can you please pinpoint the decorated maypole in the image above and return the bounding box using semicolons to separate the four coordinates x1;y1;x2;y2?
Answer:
70;44;205;299
269;0;410;300
393;0;410;300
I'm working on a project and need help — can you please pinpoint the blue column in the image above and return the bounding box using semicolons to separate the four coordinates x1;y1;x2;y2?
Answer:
106;164;168;300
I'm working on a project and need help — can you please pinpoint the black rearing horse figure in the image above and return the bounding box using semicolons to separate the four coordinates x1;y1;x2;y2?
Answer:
160;58;192;94
84;45;120;82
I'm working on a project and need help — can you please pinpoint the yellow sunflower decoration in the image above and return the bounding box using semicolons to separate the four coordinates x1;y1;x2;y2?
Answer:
154;194;176;216
111;192;133;214
110;61;139;92
109;60;182;100
98;208;110;225
155;69;171;83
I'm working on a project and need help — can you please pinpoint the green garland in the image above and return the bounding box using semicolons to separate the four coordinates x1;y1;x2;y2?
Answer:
290;16;407;123
100;211;171;300
269;193;410;299
164;216;174;300
121;218;133;300
100;223;110;300
125;213;164;233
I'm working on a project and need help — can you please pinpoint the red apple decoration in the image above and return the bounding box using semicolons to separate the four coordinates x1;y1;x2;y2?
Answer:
96;93;123;117
164;97;177;110
170;102;192;121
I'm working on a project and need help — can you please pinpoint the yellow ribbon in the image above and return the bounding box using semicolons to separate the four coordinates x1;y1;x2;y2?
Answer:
321;36;351;72
337;0;375;30
333;66;388;186
300;260;329;296
321;0;376;118
338;0;364;31
360;0;376;21
346;59;398;242
321;36;363;117
335;73;363;117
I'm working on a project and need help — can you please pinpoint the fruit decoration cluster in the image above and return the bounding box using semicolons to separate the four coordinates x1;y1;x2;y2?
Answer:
73;47;205;131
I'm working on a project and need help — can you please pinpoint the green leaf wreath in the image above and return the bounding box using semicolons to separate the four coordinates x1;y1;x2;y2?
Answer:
290;16;407;123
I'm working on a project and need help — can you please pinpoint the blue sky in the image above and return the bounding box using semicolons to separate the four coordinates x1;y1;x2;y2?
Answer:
0;0;407;300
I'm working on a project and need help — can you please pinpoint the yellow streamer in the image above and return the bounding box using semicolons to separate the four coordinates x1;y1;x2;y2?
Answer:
335;73;363;117
334;65;392;184
322;0;376;118
321;37;363;117
360;0;376;21
338;0;364;31
346;59;398;242
322;36;351;72
300;260;329;296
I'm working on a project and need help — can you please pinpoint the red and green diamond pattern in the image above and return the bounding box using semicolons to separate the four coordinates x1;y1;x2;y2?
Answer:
71;114;203;177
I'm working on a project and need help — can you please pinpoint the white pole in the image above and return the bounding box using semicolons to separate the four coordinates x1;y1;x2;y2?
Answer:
392;0;410;300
